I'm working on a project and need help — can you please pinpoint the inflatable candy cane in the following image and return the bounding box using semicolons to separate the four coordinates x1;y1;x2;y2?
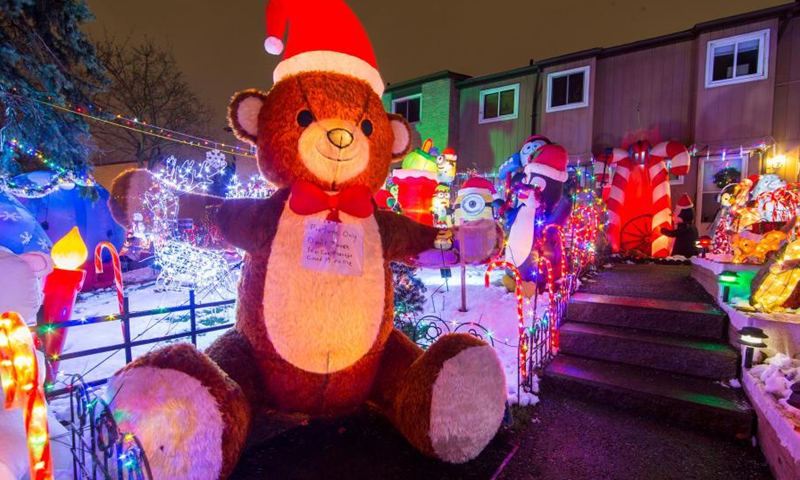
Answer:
596;140;690;257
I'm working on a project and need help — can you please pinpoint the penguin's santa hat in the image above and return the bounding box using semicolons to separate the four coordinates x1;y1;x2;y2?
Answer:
524;144;568;183
263;0;385;95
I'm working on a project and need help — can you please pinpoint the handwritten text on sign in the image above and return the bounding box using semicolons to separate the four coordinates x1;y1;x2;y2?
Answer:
301;219;364;276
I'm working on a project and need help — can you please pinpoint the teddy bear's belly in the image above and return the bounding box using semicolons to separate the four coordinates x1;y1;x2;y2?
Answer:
262;208;386;374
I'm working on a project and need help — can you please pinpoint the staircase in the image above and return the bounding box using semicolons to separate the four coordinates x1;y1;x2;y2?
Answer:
544;264;754;438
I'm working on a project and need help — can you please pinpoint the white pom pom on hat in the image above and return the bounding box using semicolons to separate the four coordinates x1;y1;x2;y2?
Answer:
263;0;385;96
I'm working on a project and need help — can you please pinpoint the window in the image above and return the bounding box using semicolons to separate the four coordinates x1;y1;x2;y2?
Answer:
667;161;684;185
392;94;421;124
479;84;519;124
705;29;769;88
546;66;590;113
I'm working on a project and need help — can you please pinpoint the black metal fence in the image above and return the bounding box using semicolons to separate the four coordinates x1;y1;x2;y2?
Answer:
36;290;236;479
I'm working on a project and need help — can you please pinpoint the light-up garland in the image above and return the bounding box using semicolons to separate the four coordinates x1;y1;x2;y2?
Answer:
0;312;53;480
485;185;604;390
17;93;256;159
0;139;94;199
485;261;527;383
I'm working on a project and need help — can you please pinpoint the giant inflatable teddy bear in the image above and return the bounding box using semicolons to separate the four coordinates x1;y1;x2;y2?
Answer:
103;1;507;479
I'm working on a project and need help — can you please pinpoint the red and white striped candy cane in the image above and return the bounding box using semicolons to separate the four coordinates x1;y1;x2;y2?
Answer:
94;242;124;314
646;155;672;258
652;141;691;176
650;142;690;258
602;148;632;253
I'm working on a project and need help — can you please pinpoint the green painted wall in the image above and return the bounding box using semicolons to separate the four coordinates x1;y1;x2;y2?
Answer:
383;78;456;151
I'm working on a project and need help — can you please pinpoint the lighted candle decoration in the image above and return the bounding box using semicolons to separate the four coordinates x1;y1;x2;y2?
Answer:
0;312;54;480
42;227;88;379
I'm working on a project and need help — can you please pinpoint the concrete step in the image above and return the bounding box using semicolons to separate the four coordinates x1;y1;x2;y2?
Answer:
544;355;754;439
560;322;739;380
567;292;728;340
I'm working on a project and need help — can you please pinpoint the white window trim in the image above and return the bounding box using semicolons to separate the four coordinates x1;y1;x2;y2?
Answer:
391;93;422;124
666;159;685;185
478;84;519;124
546;66;591;113
669;175;685;186
704;29;770;89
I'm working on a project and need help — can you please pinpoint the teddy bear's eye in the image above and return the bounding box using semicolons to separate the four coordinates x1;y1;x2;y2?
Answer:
297;110;314;128
360;119;373;137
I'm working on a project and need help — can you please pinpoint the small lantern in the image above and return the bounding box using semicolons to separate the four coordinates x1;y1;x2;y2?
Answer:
788;382;800;409
737;326;768;368
719;270;739;303
697;236;712;258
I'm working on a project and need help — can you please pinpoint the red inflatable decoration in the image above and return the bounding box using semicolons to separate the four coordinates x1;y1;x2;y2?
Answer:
595;140;690;257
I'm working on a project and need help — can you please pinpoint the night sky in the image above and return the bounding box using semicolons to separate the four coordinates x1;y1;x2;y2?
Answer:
85;0;786;133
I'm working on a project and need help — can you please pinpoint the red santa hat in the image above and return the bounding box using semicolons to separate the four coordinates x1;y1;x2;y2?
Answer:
459;177;496;196
264;0;385;96
525;144;568;183
442;147;456;157
674;193;694;211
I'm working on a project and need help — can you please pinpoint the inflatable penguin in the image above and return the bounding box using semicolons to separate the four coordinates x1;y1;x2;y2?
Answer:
504;143;571;287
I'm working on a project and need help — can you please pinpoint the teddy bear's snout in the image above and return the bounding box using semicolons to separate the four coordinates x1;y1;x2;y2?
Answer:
327;128;354;149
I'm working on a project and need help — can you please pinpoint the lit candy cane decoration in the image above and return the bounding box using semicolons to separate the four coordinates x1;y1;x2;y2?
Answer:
597;140;690;257
485;261;527;382
94;242;124;314
0;312;53;480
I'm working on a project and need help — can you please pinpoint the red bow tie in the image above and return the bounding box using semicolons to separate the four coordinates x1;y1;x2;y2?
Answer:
289;180;374;223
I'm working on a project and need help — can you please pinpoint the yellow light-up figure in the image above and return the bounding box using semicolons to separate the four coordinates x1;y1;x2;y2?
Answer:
752;239;800;312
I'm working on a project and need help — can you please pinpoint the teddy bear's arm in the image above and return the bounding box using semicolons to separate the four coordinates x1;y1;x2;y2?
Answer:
215;188;290;252
374;209;440;261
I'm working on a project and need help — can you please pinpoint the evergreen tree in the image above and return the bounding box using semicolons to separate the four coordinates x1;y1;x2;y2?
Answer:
392;263;428;341
0;0;106;178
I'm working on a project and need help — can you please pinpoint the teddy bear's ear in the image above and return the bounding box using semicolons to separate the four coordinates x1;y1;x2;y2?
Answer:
388;113;412;161
229;89;268;144
20;251;54;279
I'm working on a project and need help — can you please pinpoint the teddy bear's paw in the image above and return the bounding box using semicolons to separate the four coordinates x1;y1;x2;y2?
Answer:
106;364;225;480
108;169;158;226
428;343;506;463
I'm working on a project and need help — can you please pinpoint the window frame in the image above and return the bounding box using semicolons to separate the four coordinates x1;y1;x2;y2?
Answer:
704;29;770;88
545;66;591;113
391;94;422;124
478;84;520;124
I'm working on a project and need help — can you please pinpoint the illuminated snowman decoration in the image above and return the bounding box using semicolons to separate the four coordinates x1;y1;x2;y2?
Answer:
453;177;497;224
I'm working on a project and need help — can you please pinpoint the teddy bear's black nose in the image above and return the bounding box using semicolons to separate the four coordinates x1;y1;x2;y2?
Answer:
327;128;354;149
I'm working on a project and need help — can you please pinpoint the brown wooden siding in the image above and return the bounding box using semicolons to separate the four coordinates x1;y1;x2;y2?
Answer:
538;59;596;159
773;15;800;151
592;40;695;152
694;19;778;148
457;73;537;172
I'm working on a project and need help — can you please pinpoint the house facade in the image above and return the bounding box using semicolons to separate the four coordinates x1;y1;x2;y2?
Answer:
383;2;800;234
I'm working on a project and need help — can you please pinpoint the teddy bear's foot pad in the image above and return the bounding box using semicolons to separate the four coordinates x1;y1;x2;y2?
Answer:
106;365;226;480
428;344;507;463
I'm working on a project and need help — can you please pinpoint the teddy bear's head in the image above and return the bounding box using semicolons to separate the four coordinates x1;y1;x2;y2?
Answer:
228;73;410;194
226;0;416;194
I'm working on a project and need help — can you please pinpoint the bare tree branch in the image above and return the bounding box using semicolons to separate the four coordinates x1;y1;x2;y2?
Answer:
91;36;213;169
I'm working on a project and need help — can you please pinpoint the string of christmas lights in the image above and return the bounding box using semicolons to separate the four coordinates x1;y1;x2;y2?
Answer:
13;92;256;158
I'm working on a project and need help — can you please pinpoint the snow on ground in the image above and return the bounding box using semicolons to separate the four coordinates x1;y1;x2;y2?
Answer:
54;267;236;388
745;354;800;463
57;265;542;405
